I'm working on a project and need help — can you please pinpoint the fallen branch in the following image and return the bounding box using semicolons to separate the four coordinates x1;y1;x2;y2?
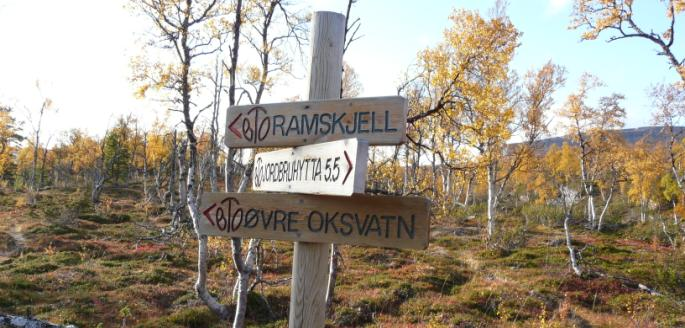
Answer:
586;270;662;297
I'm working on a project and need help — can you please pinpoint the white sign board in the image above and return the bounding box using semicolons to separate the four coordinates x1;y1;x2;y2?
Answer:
252;138;369;196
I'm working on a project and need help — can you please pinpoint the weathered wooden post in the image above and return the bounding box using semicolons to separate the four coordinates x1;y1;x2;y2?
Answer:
289;11;345;328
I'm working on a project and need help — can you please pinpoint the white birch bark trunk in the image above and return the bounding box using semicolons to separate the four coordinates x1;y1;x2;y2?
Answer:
325;243;340;316
564;212;582;276
585;192;596;229
487;163;496;239
596;186;613;232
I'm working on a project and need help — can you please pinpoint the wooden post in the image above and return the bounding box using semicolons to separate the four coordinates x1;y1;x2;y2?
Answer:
289;11;345;328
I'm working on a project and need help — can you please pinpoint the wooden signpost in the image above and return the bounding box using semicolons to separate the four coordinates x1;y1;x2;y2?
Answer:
210;11;430;328
224;96;407;148
198;192;430;249
252;138;369;196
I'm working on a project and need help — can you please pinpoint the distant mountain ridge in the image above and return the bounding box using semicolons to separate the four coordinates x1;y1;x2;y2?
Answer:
532;126;685;151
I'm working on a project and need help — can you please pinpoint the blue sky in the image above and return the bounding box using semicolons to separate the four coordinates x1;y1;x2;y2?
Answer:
331;0;684;134
0;0;682;139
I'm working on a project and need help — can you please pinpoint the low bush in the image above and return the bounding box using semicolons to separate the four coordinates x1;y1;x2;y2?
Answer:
521;203;563;227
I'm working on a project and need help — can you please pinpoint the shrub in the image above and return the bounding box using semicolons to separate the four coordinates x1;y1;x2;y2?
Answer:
521;203;563;227
14;262;59;275
421;271;468;295
142;267;176;285
489;217;529;251
166;307;220;328
334;305;373;327
462;289;501;317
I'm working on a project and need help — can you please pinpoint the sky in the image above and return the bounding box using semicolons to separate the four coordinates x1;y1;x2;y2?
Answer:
0;0;682;143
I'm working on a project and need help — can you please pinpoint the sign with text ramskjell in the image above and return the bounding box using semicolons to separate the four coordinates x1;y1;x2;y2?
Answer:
198;192;430;249
252;138;368;196
224;96;407;148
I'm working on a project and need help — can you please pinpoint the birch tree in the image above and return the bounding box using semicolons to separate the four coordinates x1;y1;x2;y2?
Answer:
571;0;685;82
625;140;665;223
404;6;564;242
0;106;23;185
651;83;685;195
559;73;625;229
540;142;582;275
26;93;54;203
409;7;521;242
227;2;306;325
131;0;234;319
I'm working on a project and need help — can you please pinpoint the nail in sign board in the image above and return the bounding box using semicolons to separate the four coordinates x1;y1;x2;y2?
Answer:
199;192;431;250
225;96;407;148
252;138;368;196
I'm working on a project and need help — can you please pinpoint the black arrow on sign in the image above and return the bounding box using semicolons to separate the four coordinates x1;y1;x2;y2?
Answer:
342;150;353;185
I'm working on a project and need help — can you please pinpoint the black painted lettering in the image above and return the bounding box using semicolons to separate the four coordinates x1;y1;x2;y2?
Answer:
397;215;415;239
324;157;332;182
339;213;353;236
313;159;322;181
221;197;240;232
324;212;339;234
261;210;275;230
308;211;324;232
274;210;287;232
242;118;254;142
371;111;383;133
302;114;319;135
244;208;259;228
331;112;346;134
298;160;306;180
345;112;357;134
358;111;370;133
216;207;227;231
364;215;381;237
273;115;286;136
291;160;299;181
258;116;270;141
286;115;301;136
287;211;299;232
319;113;332;135
354;214;370;236
230;207;243;232
384;110;398;132
268;162;276;181
381;215;396;238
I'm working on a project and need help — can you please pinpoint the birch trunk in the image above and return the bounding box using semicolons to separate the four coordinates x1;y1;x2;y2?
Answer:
564;212;582;276
325;244;340;316
231;153;259;328
587;194;596;228
486;163;497;239
673;200;679;225
143;133;149;201
231;237;259;328
403;144;409;194
463;173;473;209
596;186;613;232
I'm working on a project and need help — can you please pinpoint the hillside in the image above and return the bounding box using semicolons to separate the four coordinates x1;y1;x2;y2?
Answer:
533;126;685;151
0;187;683;327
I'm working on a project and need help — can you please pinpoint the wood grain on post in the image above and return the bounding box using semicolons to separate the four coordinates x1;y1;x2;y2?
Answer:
290;11;345;328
